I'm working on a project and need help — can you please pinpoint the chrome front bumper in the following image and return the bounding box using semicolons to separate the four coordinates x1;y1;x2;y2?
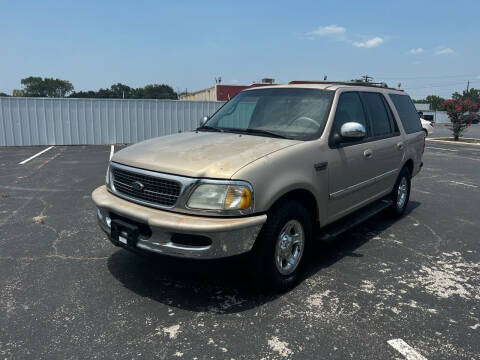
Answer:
92;186;267;259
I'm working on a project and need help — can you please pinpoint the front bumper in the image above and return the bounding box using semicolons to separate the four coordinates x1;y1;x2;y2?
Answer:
92;186;267;259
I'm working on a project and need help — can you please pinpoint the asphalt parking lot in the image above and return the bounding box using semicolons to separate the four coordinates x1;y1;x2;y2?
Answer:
1;142;479;359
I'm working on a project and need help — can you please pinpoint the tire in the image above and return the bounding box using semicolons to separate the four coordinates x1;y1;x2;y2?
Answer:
250;200;312;293
389;167;411;217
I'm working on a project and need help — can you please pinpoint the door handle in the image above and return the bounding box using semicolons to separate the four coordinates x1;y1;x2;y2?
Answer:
363;149;373;159
397;142;405;150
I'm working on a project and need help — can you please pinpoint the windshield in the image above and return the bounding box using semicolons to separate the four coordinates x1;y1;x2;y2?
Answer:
203;88;334;140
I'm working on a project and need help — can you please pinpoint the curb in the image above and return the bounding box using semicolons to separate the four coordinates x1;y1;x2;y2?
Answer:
426;138;480;147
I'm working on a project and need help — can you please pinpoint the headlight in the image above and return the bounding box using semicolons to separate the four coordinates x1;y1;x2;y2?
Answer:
187;183;252;212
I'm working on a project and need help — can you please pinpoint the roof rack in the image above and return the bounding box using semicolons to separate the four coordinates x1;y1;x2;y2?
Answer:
288;80;403;91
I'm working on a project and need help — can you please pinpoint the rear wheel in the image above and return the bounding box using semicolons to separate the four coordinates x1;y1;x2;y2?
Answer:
250;200;312;293
389;167;411;217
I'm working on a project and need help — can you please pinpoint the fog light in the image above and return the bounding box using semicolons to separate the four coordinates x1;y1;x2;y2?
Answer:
105;216;111;228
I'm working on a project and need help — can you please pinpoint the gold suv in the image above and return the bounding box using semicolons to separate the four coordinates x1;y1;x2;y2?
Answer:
92;81;424;292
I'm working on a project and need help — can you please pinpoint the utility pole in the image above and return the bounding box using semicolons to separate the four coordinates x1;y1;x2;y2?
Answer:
466;80;470;92
362;74;373;83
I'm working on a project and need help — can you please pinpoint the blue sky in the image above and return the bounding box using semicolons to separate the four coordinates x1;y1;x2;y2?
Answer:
1;0;479;99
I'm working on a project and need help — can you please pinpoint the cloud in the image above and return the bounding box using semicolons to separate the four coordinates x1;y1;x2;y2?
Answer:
409;48;424;54
412;61;422;65
307;25;346;36
231;79;239;84
353;37;384;48
435;47;454;55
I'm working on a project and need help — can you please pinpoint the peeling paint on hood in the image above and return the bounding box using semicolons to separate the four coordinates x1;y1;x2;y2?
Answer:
111;131;300;179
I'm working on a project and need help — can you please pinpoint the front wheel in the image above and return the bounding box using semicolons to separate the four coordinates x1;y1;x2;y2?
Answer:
250;200;312;293
389;167;411;217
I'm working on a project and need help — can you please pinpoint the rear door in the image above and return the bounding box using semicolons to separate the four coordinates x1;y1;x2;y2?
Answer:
358;92;405;195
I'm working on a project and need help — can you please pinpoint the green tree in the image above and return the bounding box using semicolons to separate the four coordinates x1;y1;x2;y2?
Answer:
20;76;74;97
12;89;25;97
0;92;10;97
142;84;177;99
69;83;178;99
461;88;480;104
425;95;445;110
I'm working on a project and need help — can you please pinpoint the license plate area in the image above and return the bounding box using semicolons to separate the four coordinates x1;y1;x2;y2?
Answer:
111;218;140;248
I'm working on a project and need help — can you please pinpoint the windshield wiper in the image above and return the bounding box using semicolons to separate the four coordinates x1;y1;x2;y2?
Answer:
241;128;290;139
196;125;223;132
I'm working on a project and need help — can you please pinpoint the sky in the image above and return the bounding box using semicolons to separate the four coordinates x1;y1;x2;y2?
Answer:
1;0;479;100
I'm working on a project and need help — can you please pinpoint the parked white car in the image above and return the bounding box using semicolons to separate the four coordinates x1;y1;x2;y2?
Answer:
421;118;434;136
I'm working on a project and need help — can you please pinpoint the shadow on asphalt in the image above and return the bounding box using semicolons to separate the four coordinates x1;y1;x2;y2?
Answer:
107;201;421;314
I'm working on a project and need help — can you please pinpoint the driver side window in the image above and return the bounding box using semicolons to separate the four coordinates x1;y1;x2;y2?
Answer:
332;92;368;135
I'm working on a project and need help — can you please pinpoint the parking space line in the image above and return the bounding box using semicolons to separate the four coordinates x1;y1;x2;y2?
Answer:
110;145;114;160
19;146;54;164
388;339;427;360
447;180;478;188
425;146;458;152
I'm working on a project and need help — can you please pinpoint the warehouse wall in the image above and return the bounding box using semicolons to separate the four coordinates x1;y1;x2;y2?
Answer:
0;97;224;146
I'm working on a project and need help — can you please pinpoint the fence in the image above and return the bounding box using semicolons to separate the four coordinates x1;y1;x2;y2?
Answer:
0;97;224;146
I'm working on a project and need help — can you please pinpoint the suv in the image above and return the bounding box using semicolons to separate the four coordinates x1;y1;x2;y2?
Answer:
92;82;424;292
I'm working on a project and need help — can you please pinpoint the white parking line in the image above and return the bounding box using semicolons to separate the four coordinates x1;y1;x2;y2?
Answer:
425;146;458;152
18;146;54;165
448;180;478;188
388;339;427;360
109;145;114;160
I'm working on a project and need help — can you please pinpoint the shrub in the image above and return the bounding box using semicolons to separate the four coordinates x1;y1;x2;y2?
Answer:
441;99;479;140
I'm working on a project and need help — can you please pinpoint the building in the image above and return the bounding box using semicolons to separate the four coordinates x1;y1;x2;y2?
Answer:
180;78;276;101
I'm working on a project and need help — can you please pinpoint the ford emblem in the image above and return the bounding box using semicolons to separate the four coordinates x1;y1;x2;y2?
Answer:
131;181;145;191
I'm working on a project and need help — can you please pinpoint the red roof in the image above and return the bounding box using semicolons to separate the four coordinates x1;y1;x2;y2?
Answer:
215;83;278;101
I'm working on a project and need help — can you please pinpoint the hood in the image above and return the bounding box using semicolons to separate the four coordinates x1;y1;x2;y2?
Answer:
112;131;300;179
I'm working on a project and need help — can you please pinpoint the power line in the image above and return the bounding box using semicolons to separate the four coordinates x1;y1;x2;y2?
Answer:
372;73;479;80
403;80;479;90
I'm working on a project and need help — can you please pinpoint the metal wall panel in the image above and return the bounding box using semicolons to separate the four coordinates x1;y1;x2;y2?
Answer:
0;97;224;146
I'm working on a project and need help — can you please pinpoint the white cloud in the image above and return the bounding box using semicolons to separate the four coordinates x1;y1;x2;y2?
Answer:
308;25;346;36
409;48;424;54
353;37;384;48
435;47;454;55
231;79;239;84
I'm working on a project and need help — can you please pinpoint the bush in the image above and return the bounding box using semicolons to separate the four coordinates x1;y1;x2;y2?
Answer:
441;99;479;140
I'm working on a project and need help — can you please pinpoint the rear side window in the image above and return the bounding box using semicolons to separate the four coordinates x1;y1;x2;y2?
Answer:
332;92;368;135
389;94;422;134
360;92;392;137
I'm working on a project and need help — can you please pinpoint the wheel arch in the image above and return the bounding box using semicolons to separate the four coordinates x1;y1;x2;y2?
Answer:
267;188;320;229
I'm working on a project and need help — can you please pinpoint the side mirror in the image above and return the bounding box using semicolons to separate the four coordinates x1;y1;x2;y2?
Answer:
339;122;366;140
200;116;209;127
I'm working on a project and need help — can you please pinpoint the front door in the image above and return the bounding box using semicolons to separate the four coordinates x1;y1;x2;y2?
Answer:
327;91;378;221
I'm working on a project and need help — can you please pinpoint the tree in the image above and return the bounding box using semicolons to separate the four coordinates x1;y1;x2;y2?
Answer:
69;83;178;99
425;95;445;110
20;76;74;97
12;89;25;97
441;99;479;140
0;92;9;97
142;84;177;99
461;88;480;105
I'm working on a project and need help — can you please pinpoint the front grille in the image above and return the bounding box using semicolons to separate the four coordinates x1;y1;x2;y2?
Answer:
112;167;182;207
